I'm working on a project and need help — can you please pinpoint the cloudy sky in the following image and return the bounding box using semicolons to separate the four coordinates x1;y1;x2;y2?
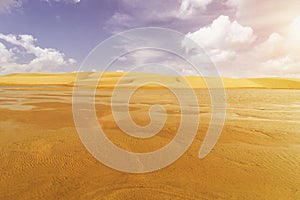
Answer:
0;0;299;77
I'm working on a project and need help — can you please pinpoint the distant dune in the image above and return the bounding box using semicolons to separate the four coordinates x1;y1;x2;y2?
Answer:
0;72;300;89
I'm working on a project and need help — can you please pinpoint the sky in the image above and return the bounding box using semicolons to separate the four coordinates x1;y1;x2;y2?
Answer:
0;0;300;77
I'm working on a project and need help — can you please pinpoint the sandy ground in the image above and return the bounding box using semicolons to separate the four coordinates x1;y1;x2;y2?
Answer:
0;73;300;199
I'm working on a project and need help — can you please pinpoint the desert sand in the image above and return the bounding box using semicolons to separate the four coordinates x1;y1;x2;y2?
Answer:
0;72;300;199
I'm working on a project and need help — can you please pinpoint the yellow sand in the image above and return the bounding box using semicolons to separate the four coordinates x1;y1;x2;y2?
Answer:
1;72;300;89
0;72;299;199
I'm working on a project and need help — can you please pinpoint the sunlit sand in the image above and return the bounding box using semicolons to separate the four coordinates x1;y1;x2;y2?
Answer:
0;73;299;199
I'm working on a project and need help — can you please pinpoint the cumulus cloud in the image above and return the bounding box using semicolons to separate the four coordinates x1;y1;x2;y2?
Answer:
185;15;256;62
178;0;213;18
252;16;300;77
183;13;300;77
201;14;300;77
260;56;299;76
0;42;15;64
0;33;76;75
226;0;300;34
211;1;300;77
255;33;287;61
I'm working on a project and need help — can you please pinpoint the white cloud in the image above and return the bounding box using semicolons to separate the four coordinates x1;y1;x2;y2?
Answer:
0;0;80;13
255;33;287;61
106;12;133;31
183;14;300;77
249;15;300;76
44;0;80;4
105;0;180;31
220;1;300;77
261;56;298;73
178;0;213;18
186;15;255;49
0;0;22;13
0;42;15;64
0;33;76;75
226;0;300;35
185;15;256;62
105;0;218;32
206;15;300;77
288;16;300;44
208;49;236;63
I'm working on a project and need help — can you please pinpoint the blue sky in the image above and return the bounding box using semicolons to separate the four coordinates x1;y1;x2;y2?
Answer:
0;0;300;77
0;0;115;61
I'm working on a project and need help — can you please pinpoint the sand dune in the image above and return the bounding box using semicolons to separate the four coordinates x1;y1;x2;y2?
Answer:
0;72;300;89
0;72;299;199
0;73;76;86
248;78;300;89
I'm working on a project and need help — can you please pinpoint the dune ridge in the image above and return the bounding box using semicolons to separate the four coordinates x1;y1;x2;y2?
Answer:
0;72;300;89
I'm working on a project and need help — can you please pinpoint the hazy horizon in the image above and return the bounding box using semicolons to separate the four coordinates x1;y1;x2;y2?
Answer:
2;70;300;79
